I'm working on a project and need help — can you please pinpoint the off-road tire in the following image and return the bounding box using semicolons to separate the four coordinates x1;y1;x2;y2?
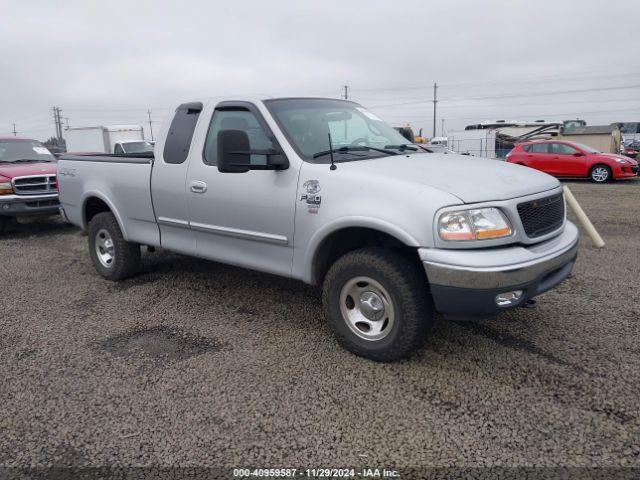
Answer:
322;247;433;362
88;212;140;281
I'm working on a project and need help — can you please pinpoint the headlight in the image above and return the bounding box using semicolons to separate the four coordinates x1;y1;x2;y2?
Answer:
615;158;628;164
0;182;13;195
438;207;512;241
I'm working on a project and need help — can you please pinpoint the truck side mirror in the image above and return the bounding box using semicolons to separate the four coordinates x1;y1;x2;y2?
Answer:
217;129;289;173
218;129;251;173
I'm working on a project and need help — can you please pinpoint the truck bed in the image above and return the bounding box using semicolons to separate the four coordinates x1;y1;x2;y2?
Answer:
57;153;160;246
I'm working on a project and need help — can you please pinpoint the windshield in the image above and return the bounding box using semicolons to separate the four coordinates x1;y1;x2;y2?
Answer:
265;98;413;163
122;141;154;153
0;139;55;162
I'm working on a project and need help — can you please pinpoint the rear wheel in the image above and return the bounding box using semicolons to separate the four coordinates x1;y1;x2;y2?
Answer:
322;247;433;362
590;165;611;183
88;212;140;281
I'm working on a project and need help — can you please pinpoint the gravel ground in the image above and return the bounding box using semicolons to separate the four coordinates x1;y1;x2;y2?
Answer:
0;179;639;477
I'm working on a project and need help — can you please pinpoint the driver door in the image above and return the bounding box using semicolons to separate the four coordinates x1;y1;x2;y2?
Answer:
186;102;299;277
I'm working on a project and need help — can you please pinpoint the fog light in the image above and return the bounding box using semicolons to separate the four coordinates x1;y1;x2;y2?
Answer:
2;204;10;210
495;290;523;307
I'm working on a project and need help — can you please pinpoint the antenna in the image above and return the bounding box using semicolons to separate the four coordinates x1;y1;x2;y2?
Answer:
328;132;337;171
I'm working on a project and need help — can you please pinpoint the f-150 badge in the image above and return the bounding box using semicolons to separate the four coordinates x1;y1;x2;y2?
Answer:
300;180;321;214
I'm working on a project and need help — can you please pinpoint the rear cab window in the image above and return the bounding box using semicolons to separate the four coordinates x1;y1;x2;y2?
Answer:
163;102;203;164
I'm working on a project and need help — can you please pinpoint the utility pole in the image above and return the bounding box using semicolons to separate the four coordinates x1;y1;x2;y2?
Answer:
432;82;438;138
64;117;70;129
343;85;349;100
147;109;155;141
52;107;63;144
12;123;17;136
441;118;445;137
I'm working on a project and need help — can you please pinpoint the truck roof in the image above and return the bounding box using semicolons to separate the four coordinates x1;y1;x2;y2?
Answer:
197;96;354;104
0;136;37;141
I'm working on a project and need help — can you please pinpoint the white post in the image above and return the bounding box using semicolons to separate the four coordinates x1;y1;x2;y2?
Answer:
563;185;605;248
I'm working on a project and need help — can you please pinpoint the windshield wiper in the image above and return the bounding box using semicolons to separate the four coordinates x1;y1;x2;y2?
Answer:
312;145;398;159
384;144;419;152
312;146;367;159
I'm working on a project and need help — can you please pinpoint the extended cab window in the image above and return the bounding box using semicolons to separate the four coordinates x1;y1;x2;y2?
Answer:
203;109;274;166
114;144;124;154
163;102;202;164
550;143;578;155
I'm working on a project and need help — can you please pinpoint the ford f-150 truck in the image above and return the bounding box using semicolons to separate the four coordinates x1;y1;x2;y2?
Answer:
0;137;59;233
58;97;579;361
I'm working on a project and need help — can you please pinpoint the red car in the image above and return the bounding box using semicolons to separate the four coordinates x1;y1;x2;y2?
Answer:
0;137;59;233
506;140;639;183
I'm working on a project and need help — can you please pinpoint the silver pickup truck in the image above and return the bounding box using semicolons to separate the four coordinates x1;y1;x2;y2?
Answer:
58;97;579;361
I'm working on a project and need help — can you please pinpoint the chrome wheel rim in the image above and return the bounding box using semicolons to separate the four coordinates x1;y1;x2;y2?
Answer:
95;229;115;268
592;167;609;182
339;276;395;341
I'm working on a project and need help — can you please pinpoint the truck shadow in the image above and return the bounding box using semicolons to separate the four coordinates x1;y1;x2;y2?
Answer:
113;247;583;375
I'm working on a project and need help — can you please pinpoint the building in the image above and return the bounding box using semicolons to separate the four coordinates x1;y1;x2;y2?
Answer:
558;125;621;153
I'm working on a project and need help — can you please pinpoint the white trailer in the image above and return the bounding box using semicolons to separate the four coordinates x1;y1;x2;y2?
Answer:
64;125;144;153
447;129;497;158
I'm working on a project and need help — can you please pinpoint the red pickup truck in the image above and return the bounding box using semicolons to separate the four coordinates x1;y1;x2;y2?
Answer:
0;137;60;233
506;140;638;183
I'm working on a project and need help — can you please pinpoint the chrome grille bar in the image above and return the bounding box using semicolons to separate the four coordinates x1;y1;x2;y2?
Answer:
11;174;58;195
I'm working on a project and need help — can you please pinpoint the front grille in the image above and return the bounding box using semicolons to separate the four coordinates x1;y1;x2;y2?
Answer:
517;193;565;238
12;175;57;195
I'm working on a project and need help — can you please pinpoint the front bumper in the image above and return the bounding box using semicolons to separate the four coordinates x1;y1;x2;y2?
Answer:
420;221;579;317
0;193;60;217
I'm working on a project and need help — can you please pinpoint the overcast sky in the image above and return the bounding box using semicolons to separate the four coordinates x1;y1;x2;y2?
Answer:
1;0;639;141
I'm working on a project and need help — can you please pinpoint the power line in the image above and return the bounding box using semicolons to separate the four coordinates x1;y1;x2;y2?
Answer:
349;70;640;95
381;107;640;122
368;84;640;109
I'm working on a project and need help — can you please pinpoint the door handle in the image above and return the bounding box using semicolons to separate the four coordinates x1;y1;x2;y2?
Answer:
190;180;207;194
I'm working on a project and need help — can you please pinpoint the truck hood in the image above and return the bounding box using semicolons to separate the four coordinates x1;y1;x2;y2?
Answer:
0;161;57;179
341;152;560;203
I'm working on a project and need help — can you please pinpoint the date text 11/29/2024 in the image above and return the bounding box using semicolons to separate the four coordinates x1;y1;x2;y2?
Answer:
233;468;400;478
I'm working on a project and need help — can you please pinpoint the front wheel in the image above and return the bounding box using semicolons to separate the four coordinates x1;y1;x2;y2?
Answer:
0;216;8;234
88;212;141;281
322;247;433;362
590;165;611;183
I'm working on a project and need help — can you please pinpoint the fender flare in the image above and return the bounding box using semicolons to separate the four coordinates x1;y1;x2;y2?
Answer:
80;190;128;240
303;216;421;284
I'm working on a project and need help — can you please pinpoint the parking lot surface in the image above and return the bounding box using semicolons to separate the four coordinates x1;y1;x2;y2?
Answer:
1;180;639;472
